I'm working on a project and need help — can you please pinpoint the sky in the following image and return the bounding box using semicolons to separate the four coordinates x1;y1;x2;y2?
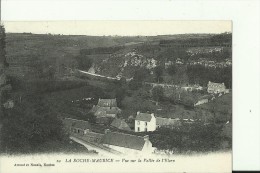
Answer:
2;21;232;36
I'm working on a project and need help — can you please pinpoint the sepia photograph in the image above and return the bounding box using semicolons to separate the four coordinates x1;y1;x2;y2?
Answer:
1;0;260;172
0;21;233;173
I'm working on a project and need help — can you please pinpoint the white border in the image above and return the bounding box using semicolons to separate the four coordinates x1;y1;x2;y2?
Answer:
1;0;260;171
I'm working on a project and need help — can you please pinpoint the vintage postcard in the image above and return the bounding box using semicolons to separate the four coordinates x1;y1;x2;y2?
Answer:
0;21;232;172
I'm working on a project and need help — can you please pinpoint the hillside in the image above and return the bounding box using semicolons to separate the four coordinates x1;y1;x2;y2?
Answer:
1;31;233;154
5;33;231;82
78;33;232;87
5;33;152;78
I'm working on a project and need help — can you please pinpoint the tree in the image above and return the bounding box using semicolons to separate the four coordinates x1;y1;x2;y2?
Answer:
76;54;93;71
0;25;8;68
152;86;164;105
133;68;150;82
134;88;150;99
85;112;96;124
0;95;68;153
115;87;126;107
167;64;177;76
154;66;164;83
129;68;150;90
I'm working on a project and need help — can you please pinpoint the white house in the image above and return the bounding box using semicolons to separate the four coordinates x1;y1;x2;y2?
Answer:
207;81;226;94
135;112;156;132
102;131;156;155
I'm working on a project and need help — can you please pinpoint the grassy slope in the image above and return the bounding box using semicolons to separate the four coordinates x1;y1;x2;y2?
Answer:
5;33;151;77
5;33;226;78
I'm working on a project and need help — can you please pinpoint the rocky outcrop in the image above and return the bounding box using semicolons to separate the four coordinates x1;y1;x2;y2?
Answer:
91;50;158;78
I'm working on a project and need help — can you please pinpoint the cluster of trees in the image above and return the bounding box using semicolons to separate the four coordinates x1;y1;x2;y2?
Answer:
128;68;150;90
151;86;164;105
0;25;8;68
0;95;83;154
187;65;232;88
149;123;231;153
164;64;189;84
167;89;198;107
154;66;164;83
75;54;93;71
167;64;177;76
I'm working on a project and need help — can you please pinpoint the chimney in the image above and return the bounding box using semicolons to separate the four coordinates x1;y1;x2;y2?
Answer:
105;129;110;134
137;111;140;115
143;135;149;141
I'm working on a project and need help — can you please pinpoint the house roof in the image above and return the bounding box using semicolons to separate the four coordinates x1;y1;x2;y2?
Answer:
102;132;145;150
96;117;112;125
110;119;131;131
135;113;153;122
92;106;121;117
63;118;91;130
97;99;117;107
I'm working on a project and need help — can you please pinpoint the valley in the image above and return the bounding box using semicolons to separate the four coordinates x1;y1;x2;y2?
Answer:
1;30;232;154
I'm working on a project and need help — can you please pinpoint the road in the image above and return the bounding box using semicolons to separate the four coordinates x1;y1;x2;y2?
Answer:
70;136;121;157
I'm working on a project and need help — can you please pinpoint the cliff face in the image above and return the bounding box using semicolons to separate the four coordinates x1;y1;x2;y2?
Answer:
92;50;158;78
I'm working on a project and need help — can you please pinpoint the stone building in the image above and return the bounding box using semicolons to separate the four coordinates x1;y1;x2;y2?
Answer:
90;98;121;124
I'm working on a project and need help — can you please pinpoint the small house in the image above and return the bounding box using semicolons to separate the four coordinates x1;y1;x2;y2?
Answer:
63;118;104;143
63;118;92;135
90;98;121;122
135;112;156;132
